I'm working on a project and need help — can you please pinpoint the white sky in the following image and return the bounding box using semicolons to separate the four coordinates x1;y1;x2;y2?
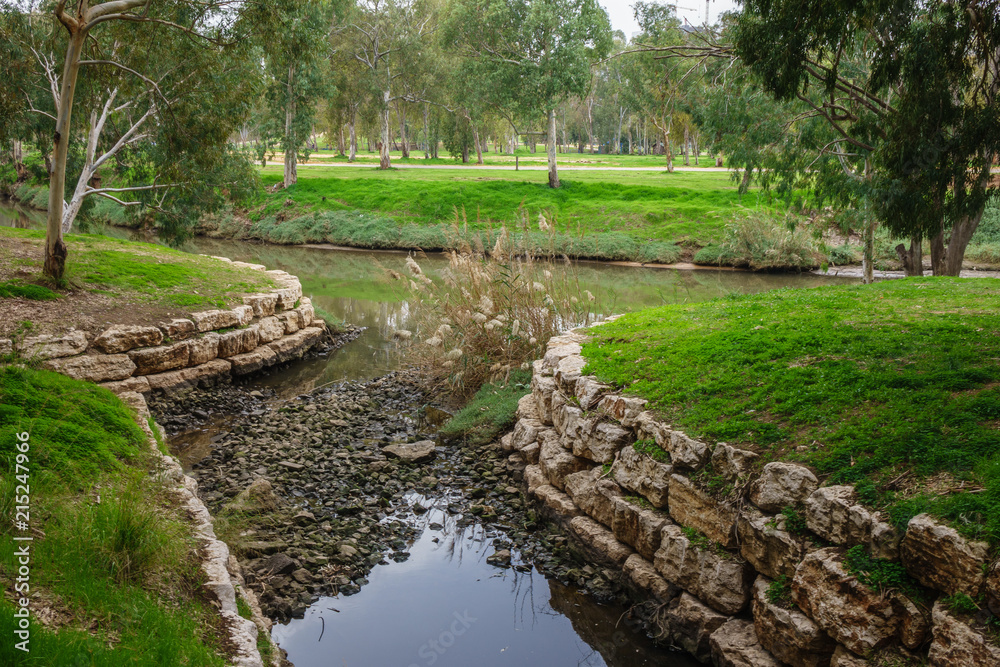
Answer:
599;0;741;37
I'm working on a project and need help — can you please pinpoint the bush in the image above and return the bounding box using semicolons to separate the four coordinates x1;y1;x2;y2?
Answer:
706;212;824;270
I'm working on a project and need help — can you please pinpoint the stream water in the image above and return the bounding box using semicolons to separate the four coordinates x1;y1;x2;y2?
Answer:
1;201;853;666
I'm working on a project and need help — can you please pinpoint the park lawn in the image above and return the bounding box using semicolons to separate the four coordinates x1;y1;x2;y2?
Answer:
271;147;725;169
256;165;771;247
0;227;276;337
582;278;1000;546
0;366;230;666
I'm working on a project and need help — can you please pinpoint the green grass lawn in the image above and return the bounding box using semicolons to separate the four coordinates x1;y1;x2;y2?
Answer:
245;166;776;262
0;227;277;337
582;278;1000;545
0;367;230;665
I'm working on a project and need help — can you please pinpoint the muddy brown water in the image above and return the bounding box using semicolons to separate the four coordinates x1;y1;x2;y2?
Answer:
1;203;852;666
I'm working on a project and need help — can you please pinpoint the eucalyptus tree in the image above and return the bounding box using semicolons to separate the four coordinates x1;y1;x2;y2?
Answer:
345;0;434;169
728;0;999;278
445;0;612;188
7;0;277;281
266;0;335;188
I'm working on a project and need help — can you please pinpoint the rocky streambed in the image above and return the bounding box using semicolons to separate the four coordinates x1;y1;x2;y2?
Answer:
152;372;651;626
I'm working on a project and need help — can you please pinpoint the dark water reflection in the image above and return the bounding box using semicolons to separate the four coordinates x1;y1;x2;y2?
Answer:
273;500;696;667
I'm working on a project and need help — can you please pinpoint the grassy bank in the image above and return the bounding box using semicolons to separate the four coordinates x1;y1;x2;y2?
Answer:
582;278;1000;546
0;366;230;665
0;227;276;337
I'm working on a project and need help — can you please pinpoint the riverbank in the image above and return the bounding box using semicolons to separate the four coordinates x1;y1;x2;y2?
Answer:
503;310;1000;666
0;366;267;666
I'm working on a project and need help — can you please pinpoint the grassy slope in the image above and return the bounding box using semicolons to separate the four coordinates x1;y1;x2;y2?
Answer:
256;166;768;246
440;370;533;447
582;278;1000;545
0;366;228;665
0;228;277;336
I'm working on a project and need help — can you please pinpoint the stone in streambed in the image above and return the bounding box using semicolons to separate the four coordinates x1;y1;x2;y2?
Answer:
383;440;436;463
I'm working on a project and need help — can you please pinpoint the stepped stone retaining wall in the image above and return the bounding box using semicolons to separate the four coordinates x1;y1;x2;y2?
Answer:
3;256;327;396
505;323;1000;666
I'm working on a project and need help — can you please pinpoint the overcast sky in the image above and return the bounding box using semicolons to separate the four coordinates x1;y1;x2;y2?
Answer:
599;0;741;37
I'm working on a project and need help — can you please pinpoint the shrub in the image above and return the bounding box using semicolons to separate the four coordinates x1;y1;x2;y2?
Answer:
715;212;825;270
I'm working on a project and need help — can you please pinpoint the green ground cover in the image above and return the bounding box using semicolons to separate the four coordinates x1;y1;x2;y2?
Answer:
0;366;229;665
582;278;1000;546
440;370;533;447
0;227;277;336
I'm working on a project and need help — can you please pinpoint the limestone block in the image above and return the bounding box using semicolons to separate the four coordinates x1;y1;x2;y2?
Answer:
516;393;539;421
542;338;583;373
804;486;872;546
539;431;592;491
750;462;819;513
99;375;151;395
257;316;285;344
277;310;300;335
612;496;670;561
22;331;88;359
511;417;543;451
268;327;323;364
187;333;220;366
145;359;231;393
531;372;557;425
295;299;315;329
570;421;632;464
128;341;190;375
711;443;759;484
988;562;1000;617
555;354;587;393
668;474;738;548
242;293;278;318
191;309;240;332
161;318;196;340
45;353;136;383
662;593;729;664
710;619;783;667
568;515;634;566
92;325;163;354
233;305;254;326
229;349;271;375
751;576;837;667
737;508;809;580
654;524;753;615
534;484;580;518
525;464;547;494
596;394;648;428
272;282;302;310
668;430;711;471
611;445;672;509
574;376;610;410
868;514;903;561
927;600;1000;666
900;513;989;598
564;467;621;527
829;646;868;666
623;554;676;602
791;547;929;656
521;442;540;465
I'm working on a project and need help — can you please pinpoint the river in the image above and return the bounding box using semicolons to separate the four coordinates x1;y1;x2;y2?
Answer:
1;201;852;666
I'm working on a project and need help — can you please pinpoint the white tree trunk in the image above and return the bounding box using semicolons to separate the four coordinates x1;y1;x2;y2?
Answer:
283;64;298;188
379;92;391;169
547;108;559;188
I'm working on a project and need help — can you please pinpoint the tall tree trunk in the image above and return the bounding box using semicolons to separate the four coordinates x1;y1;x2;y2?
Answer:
715;153;723;167
664;120;674;173
337;126;345;156
46;27;86;280
547;109;559;189
379;93;391;169
398;101;409;159
683;126;690;166
472;121;483;165
283;64;298;188
895;235;923;276
615;109;624;155
861;218;875;284
423;103;430;159
936;211;985;275
12;140;25;179
348;107;357;162
694;135;699;165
